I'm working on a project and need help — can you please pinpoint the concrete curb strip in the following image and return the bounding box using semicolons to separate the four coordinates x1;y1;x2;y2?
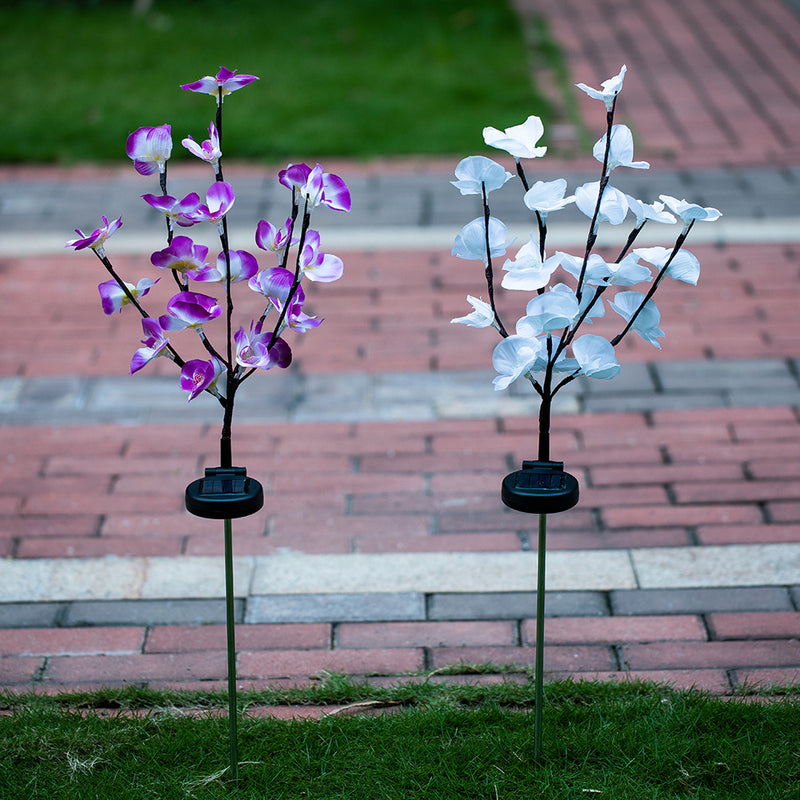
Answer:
1;544;798;603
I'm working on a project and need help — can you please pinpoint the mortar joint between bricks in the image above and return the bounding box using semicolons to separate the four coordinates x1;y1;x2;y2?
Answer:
600;592;613;617
421;646;433;672
513;620;522;647
611;644;626;674
685;526;701;547
756;501;773;525
699;612;714;642
646;364;664;395
664;483;679;506
34;657;49;684
54;603;70;628
785;357;800;388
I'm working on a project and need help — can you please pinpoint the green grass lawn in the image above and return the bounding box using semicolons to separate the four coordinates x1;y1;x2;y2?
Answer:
2;679;798;799
1;0;555;164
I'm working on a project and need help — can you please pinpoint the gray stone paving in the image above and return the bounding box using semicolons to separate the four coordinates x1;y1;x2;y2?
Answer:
2;586;797;628
3;164;800;239
2;358;797;425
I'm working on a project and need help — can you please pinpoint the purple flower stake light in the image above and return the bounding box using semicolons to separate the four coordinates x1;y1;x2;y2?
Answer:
452;66;720;762
67;67;351;785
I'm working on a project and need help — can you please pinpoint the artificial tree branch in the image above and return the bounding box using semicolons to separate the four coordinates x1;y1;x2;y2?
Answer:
575;101;616;302
481;183;509;338
611;221;694;346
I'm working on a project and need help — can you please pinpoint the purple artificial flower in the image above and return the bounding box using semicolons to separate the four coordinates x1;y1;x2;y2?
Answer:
182;122;222;173
255;217;296;256
279;163;351;212
248;267;297;304
234;322;292;370
130;318;170;373
279;300;321;333
126;125;173;176
180;357;226;401
150;236;209;274
142;192;203;228
298;229;344;282
98;277;157;315
190;249;259;283
160;291;222;331
184;182;235;225
66;215;122;257
180;67;258;104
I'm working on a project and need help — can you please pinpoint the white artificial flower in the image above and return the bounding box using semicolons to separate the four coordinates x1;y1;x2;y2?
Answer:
658;194;722;232
558;252;612;287
635;246;700;285
606;253;652;286
625;196;677;227
483;115;547;159
572;334;620;379
576;65;627;111
519;283;580;335
523;178;575;218
451;295;495;328
610;291;664;348
452;217;511;263
501;237;561;291
451;156;513;195
492;334;545;391
574;181;628;228
593;125;649;172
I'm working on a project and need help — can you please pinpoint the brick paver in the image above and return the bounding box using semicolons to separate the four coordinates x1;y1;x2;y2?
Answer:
1;0;800;697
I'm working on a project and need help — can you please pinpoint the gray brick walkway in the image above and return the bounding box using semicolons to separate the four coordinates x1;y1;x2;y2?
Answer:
2;357;798;426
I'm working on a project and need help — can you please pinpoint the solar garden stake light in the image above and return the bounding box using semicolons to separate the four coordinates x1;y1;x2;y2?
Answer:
67;67;351;786
451;65;721;763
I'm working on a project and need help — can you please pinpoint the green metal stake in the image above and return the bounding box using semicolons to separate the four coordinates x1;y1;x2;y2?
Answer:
223;517;239;785
533;512;547;763
186;466;263;787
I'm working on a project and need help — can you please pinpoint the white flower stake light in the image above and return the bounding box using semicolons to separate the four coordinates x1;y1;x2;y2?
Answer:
451;65;720;761
67;67;350;785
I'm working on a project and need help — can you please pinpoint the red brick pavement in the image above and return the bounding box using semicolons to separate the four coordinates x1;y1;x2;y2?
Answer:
2;242;799;378
515;0;800;167
2;0;800;697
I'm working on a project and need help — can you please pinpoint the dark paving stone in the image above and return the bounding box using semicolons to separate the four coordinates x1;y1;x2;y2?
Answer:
610;587;794;616
0;602;66;628
245;592;425;624
427;591;609;620
63;598;242;626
